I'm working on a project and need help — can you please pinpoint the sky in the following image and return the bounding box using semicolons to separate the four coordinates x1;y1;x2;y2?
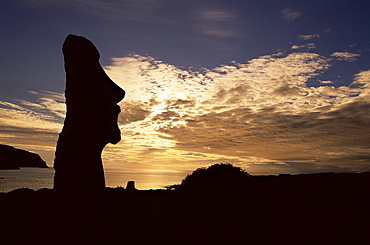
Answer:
1;0;370;182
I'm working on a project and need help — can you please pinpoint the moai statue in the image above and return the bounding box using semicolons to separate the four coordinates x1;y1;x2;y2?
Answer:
54;34;125;192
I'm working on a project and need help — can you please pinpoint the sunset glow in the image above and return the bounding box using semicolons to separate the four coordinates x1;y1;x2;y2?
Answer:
1;0;370;188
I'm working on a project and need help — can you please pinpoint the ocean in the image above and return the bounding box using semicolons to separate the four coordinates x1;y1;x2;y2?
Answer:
0;167;187;193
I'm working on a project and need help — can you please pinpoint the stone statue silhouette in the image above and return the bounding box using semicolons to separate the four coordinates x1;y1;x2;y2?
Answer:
54;34;125;192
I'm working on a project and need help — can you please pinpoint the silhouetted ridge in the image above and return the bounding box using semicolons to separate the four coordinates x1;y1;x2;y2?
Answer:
0;144;47;169
1;170;369;244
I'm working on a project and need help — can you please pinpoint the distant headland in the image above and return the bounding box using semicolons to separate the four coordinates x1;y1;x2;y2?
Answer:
0;144;48;169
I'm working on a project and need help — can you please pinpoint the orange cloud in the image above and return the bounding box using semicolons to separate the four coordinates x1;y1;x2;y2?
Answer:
3;51;370;174
102;52;370;173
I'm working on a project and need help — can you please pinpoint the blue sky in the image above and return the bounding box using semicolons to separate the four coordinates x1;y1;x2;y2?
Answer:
1;0;370;183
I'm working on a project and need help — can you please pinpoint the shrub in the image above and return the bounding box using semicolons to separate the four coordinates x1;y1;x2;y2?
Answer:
180;163;249;191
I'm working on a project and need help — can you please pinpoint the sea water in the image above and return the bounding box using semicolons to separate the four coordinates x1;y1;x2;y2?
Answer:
0;168;187;193
0;167;54;193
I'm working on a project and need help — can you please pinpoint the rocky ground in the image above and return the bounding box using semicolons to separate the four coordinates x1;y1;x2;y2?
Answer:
1;173;369;245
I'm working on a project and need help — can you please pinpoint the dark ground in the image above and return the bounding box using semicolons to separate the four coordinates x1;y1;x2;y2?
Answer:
0;172;369;245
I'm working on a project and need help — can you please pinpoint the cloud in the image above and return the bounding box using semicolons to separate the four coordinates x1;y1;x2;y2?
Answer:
0;125;58;151
0;100;62;131
63;0;170;22
291;43;316;50
351;69;370;99
246;161;354;175
298;34;320;40
118;101;151;125
319;80;334;85
199;9;237;22
331;52;361;62
353;69;370;87
281;7;301;21
0;91;65;165
16;91;66;119
4;49;370;174
26;0;175;22
195;9;240;38
106;52;333;117
103;51;370;173
157;100;370;171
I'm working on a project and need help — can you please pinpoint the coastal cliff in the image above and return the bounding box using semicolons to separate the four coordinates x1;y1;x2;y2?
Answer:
0;144;48;169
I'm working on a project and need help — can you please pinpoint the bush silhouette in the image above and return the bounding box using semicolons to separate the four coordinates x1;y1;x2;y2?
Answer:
180;163;249;191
